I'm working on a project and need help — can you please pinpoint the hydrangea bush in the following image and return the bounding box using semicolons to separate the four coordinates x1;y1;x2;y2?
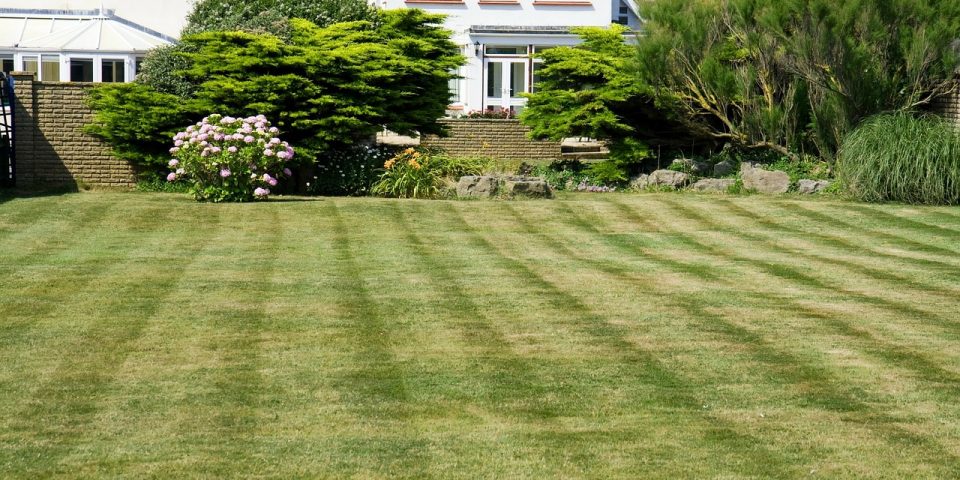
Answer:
167;114;294;202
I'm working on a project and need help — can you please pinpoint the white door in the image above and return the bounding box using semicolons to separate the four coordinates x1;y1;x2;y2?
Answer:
484;59;528;111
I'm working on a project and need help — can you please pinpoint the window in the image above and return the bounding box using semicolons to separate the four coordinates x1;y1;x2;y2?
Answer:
41;55;60;81
615;1;629;25
487;62;503;98
533;45;556;54
485;45;528;56
1;55;12;73
23;56;38;76
448;77;460;103
509;62;525;97
70;58;94;82
102;59;125;83
532;62;544;92
135;57;144;77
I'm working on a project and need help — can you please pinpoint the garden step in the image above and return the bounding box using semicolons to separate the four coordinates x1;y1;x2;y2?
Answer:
562;151;609;161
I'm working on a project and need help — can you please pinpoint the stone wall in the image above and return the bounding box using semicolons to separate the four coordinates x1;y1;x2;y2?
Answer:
11;72;135;188
934;86;960;125
421;119;561;162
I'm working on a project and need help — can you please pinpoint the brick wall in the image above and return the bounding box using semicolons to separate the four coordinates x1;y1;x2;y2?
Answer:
11;72;135;188
934;86;960;125
421;119;561;162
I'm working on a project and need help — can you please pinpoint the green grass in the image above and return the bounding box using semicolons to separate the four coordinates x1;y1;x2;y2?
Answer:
1;191;959;478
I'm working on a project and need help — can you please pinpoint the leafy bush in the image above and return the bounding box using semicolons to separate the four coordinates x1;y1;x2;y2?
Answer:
309;144;397;196
838;113;960;204
637;0;960;161
371;149;486;198
167;114;295;202
531;161;589;191
88;10;463;181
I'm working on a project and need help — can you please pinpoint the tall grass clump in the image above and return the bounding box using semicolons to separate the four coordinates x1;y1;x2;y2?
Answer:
838;113;960;205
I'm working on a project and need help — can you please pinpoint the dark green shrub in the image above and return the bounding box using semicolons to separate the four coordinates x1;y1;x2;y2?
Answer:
838;113;960;204
310;144;397;196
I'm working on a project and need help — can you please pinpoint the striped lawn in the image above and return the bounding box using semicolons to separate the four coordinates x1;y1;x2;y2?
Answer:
0;191;958;478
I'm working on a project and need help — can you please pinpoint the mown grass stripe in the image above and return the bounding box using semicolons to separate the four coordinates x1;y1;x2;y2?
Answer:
395;202;561;421
655;197;956;327
447;202;796;478
776;201;960;260
1;201;220;476
713;198;960;286
842;203;960;240
327;200;410;411
560;199;960;469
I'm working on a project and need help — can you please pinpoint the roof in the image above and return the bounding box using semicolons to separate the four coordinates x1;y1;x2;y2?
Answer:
0;8;175;53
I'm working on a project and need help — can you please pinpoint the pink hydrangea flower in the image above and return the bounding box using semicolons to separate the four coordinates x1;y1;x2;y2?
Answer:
264;149;275;157
244;136;255;144
277;151;289;160
283;168;292;176
169;159;179;167
167;172;177;181
220;168;231;178
254;187;269;197
227;146;238;154
267;177;278;187
169;147;180;154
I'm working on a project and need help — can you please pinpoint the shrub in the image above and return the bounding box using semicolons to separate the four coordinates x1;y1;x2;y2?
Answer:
838;113;960;205
167;114;295;202
370;149;486;198
309;144;397;196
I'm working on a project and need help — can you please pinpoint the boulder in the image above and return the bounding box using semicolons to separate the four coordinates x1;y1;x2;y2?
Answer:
691;178;736;193
457;176;498;198
798;179;831;194
629;174;649;190
648;169;691;189
713;160;735;177
740;163;790;194
503;176;553;198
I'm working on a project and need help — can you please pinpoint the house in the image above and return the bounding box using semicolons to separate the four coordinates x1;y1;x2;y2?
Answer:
377;0;642;114
0;6;181;82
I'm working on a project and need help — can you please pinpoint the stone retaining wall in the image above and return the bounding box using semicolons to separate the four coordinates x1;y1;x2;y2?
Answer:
934;86;960;125
421;119;561;162
11;72;135;188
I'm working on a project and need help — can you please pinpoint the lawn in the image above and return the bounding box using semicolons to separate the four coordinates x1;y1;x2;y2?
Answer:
1;191;959;478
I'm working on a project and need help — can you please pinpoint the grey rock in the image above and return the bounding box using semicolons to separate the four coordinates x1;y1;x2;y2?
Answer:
798;179;831;194
740;163;790;194
691;178;736;193
503;176;553;198
648;169;691;189
713;160;735;177
457;175;498;198
629;174;649;190
670;158;711;175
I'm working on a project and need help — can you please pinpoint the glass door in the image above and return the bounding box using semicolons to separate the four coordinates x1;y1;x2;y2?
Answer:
484;59;528;112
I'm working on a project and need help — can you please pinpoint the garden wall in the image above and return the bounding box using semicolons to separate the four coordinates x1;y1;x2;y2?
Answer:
421;119;561;162
10;72;135;188
934;84;960;125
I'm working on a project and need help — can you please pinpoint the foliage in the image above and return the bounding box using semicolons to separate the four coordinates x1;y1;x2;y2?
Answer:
531;161;590;191
465;109;514;119
521;26;689;181
88;10;463;177
637;0;960;161
183;0;377;37
838;113;960;204
585;161;630;185
309;144;397;196
371;148;486;198
166;114;295;202
135;44;197;98
85;84;196;171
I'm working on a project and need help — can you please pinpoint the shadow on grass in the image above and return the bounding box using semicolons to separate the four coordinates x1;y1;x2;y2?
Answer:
0;185;79;205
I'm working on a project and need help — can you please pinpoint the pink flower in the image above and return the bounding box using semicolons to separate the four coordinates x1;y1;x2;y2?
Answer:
262;173;273;182
220;168;231;178
244;136;255;143
254;187;269;197
283;168;292;176
269;138;281;145
227;146;238;154
277;151;289;160
267;177;278;187
210;147;222;154
174;139;184;147
166;172;177;181
264;149;275;157
221;116;236;124
168;159;179;167
169;147;180;154
201;149;210;157
269;127;279;134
